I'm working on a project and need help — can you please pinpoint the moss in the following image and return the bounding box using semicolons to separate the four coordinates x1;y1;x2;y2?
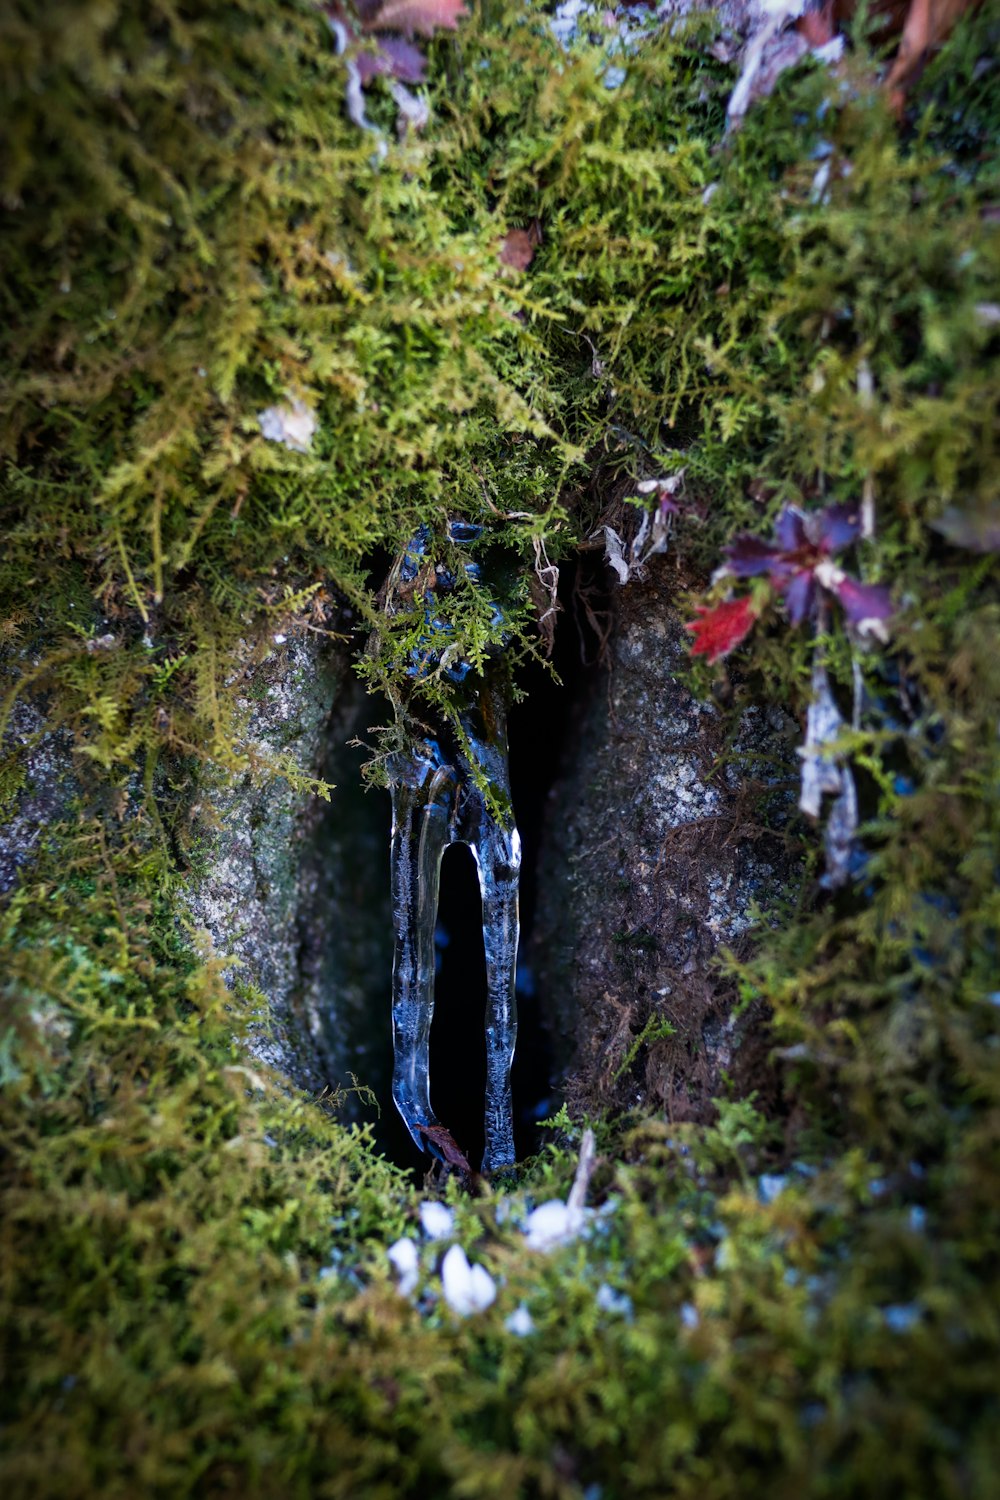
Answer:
1;0;1000;1494
0;755;26;814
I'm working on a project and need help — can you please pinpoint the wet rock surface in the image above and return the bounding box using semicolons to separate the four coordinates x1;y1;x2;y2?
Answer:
532;557;800;1122
180;633;342;1089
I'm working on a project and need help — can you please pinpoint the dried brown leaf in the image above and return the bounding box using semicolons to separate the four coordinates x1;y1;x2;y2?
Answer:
882;0;980;101
414;1122;473;1175
498;224;540;271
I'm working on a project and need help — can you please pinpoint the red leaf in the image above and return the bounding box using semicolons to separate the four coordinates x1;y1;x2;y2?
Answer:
686;597;758;664
364;0;467;38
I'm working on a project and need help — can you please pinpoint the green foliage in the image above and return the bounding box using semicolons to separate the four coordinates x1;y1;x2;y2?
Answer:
2;0;1000;1495
610;1012;676;1084
0;820;419;1495
0;0;575;775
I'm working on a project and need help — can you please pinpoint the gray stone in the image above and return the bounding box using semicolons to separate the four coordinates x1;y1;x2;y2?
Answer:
0;693;77;896
532;556;800;1122
181;633;393;1103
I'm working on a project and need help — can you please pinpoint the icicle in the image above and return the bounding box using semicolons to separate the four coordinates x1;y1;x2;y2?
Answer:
380;526;521;1174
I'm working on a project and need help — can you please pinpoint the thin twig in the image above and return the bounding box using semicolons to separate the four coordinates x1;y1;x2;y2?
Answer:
566;1127;597;1215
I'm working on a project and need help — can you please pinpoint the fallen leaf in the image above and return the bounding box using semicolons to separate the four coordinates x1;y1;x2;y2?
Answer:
388;78;429;133
499;222;541;271
499;229;534;271
685;597;758;664
726;0;806;126
723;503;889;636
797;0;836;45
355;35;428;84
798;650;858;887
364;0;468;38
600;525;631;585
414;1121;473;1175
883;0;980;103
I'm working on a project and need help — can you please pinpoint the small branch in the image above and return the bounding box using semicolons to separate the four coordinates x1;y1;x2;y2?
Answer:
566;1127;597;1215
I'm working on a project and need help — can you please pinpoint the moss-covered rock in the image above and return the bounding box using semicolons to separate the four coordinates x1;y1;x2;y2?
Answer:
1;0;999;1494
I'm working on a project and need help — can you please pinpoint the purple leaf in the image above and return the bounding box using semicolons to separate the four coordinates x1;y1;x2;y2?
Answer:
725;533;784;577
354;36;426;83
835;577;893;638
816;502;861;553
355;48;385;83
374;33;427;80
774;506;809;553
783;569;817;625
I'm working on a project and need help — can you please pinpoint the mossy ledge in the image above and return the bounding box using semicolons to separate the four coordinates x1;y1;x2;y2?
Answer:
2;2;999;1495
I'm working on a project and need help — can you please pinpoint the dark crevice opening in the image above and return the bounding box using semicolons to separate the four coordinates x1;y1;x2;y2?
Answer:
408;555;610;1170
317;553;612;1175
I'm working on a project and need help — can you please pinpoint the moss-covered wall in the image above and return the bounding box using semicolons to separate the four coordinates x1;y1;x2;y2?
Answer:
2;1;999;1494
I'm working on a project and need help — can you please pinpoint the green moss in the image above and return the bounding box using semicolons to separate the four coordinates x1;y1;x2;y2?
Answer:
0;755;26;814
2;0;1000;1494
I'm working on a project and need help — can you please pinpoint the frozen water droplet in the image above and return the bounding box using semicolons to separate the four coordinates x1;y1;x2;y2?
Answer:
387;1236;419;1296
504;1305;535;1336
440;1245;495;1315
419;1201;455;1240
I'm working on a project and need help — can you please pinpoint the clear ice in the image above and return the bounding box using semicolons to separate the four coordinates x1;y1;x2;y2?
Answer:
383;524;521;1173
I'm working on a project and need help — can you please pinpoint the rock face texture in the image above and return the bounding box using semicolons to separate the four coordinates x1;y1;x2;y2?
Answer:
0;694;77;897
181;636;394;1104
181;632;348;1091
532;557;799;1122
